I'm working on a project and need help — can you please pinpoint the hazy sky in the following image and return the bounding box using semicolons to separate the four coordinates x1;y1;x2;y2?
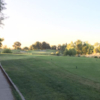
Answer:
0;0;100;48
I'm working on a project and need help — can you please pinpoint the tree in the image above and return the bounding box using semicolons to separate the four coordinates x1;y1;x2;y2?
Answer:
94;48;99;53
68;48;76;56
23;47;29;51
0;38;4;48
93;42;100;53
64;42;76;56
0;1;5;49
67;41;75;50
94;42;100;48
82;46;88;55
46;43;50;49
82;42;88;54
41;41;50;49
29;44;37;50
41;42;47;49
87;45;94;54
98;45;100;53
51;45;56;50
34;41;42;49
64;48;76;56
82;42;94;55
56;44;62;50
30;41;50;50
61;43;67;54
64;49;69;56
75;40;82;54
13;42;21;49
0;0;6;26
29;45;33;50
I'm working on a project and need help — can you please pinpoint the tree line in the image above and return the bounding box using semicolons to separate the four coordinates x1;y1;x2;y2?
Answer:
1;40;99;55
12;41;51;50
1;39;100;56
63;40;94;56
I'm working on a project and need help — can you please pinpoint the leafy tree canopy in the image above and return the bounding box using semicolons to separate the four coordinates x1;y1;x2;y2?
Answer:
13;41;21;49
0;38;4;48
0;0;6;26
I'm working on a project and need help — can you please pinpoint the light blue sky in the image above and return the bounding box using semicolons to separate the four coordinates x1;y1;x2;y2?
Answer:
0;0;100;48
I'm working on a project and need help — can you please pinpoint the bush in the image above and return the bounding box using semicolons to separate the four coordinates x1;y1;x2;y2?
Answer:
63;49;69;56
56;51;60;56
2;49;12;53
64;48;76;56
50;52;55;55
94;56;98;58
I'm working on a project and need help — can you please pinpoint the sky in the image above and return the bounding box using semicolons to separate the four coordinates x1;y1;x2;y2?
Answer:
0;0;100;48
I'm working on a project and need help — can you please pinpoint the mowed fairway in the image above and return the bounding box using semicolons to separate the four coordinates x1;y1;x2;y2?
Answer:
1;53;100;100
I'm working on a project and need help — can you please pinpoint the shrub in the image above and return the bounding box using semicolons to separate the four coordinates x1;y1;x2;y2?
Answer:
56;51;60;56
64;48;76;56
2;49;12;53
63;49;69;56
94;56;98;58
50;52;55;55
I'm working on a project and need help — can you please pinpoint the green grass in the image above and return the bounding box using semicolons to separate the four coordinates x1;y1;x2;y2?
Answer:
1;53;100;100
11;87;22;100
11;49;57;56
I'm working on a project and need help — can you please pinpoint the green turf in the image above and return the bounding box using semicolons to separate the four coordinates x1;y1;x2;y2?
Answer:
11;87;22;100
1;53;100;100
11;49;56;55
